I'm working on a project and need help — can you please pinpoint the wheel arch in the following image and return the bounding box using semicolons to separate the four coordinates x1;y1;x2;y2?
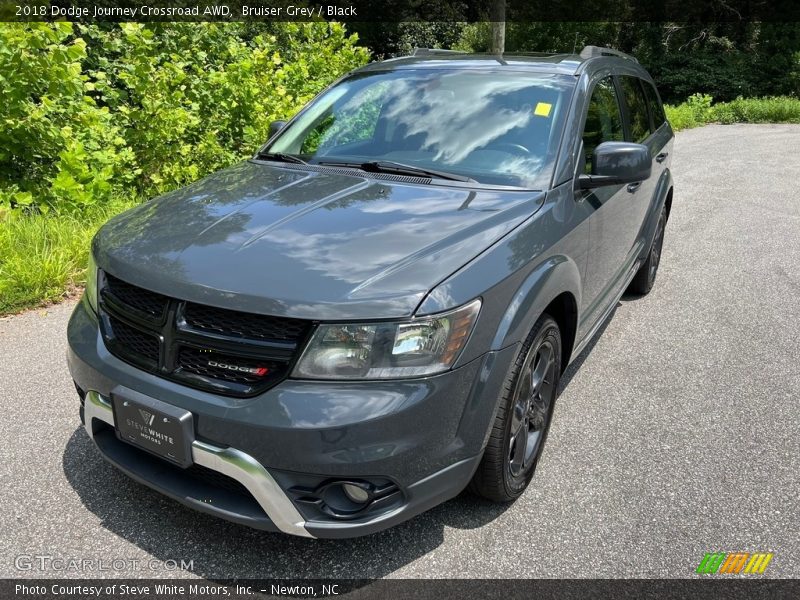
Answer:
541;292;578;373
490;255;581;373
639;169;674;261
664;185;673;221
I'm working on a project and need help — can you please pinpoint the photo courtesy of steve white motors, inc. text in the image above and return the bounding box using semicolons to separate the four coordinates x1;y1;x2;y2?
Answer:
15;583;341;597
17;3;359;18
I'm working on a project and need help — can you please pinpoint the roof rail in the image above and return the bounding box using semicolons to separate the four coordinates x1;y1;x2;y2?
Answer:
412;48;465;56
579;46;638;63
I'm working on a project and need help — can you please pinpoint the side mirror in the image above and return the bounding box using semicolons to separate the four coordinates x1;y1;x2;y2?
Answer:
268;120;287;139
578;141;651;189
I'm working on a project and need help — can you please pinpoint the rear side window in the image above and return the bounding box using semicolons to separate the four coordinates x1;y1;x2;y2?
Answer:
581;76;624;174
643;81;666;131
620;76;650;143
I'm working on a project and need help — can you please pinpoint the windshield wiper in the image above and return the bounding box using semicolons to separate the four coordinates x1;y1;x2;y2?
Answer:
317;159;474;183
256;151;307;165
362;160;475;182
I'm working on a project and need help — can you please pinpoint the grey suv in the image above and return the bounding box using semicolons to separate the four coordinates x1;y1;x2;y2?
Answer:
68;46;674;538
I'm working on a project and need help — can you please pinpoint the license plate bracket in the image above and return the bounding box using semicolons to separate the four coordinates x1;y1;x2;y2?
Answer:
112;390;194;468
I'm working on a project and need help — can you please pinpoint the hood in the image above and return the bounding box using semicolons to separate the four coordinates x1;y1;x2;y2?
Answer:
95;161;544;320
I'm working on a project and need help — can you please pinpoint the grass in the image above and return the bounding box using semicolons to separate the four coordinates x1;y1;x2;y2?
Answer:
0;199;136;314
2;95;800;316
665;94;800;131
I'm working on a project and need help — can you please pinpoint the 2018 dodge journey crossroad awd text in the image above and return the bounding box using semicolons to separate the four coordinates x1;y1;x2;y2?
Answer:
67;46;674;538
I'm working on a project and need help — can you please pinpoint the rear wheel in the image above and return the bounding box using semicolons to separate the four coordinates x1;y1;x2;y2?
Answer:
629;205;667;295
469;315;561;502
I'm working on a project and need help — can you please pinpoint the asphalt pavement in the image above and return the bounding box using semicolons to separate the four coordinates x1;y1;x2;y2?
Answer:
1;124;798;579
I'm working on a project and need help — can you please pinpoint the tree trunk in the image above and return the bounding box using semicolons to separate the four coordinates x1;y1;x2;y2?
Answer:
491;1;506;54
491;22;506;54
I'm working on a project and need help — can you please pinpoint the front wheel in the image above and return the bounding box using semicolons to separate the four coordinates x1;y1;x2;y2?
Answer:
469;315;562;502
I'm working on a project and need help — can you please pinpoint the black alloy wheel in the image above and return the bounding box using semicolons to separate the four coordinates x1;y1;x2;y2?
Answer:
507;338;558;481
469;315;562;502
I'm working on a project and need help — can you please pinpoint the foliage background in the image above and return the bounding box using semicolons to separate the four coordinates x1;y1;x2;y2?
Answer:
0;22;369;215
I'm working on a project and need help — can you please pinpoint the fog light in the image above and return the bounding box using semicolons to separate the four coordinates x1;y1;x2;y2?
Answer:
342;483;370;504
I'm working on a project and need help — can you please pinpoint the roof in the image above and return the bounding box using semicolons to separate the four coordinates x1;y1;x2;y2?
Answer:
355;46;642;77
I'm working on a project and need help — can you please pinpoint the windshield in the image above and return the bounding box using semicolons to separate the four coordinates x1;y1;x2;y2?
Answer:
265;69;574;189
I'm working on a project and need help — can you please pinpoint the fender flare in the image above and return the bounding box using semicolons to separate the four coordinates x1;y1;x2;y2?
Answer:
639;168;673;260
490;254;582;354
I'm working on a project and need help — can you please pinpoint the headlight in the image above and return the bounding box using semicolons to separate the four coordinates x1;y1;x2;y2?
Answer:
84;252;99;314
293;299;481;380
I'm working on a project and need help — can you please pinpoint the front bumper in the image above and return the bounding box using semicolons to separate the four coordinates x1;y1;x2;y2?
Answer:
68;299;517;538
83;390;310;536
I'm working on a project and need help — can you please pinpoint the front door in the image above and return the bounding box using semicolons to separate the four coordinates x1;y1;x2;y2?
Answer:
578;75;634;334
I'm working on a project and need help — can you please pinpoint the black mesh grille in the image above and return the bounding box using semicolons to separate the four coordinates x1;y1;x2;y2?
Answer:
98;272;309;397
108;316;160;364
186;464;253;498
177;347;281;386
183;303;309;342
104;274;169;320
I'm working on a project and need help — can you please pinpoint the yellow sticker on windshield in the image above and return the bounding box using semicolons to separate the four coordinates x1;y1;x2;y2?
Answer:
534;102;552;117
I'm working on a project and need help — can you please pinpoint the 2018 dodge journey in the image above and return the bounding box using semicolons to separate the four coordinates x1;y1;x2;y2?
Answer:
67;46;674;538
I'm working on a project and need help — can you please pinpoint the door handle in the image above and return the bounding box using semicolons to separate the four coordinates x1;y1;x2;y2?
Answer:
627;182;642;193
655;152;669;163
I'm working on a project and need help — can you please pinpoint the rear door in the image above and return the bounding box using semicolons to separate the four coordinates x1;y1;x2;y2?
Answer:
617;75;656;265
642;78;673;178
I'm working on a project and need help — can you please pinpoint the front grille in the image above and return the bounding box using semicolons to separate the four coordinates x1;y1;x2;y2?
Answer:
98;272;312;397
106;316;160;367
184;302;307;342
104;273;169;321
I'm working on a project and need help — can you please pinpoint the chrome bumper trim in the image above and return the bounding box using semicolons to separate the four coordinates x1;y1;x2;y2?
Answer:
83;390;314;538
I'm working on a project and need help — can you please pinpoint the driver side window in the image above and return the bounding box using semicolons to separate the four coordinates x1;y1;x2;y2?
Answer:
581;77;624;174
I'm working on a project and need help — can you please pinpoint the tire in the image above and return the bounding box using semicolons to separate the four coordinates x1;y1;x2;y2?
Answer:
629;205;667;295
469;314;562;503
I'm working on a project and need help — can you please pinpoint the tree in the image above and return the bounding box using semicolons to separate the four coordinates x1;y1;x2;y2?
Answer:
491;0;506;54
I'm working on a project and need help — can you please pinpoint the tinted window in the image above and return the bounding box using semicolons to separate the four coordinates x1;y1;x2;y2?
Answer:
643;81;666;131
581;76;624;174
269;70;575;189
620;76;650;143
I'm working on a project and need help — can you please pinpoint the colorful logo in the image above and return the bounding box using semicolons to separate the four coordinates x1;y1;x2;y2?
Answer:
696;552;773;574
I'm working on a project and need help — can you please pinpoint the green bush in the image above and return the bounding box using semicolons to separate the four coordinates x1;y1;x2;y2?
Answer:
0;22;369;214
663;103;697;131
0;23;135;214
710;96;800;124
664;93;713;130
665;95;800;131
